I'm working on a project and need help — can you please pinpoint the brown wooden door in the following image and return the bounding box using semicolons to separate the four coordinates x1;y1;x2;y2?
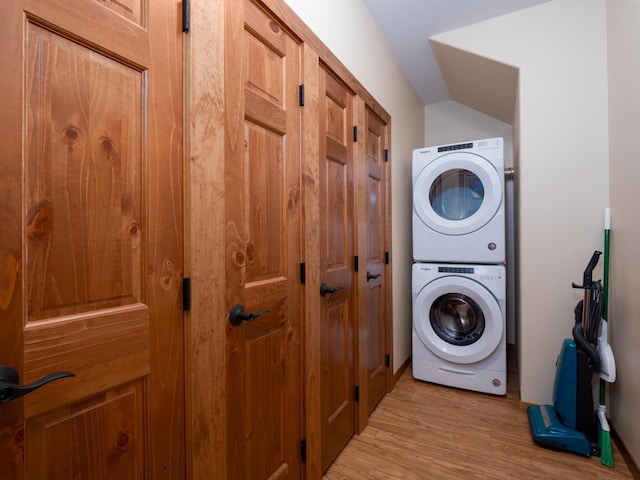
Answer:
224;0;303;478
319;67;356;473
0;0;184;479
364;107;388;415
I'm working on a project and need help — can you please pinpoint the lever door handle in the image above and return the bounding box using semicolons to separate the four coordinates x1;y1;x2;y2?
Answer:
0;365;75;403
229;304;269;326
320;282;343;297
367;271;381;282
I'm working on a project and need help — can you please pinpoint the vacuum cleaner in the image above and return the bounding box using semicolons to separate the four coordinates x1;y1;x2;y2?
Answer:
527;250;608;457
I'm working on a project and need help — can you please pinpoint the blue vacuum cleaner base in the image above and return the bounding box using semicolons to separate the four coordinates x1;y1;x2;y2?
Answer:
527;404;595;457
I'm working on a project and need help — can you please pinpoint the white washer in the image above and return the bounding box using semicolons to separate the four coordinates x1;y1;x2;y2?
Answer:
413;137;505;264
412;262;506;395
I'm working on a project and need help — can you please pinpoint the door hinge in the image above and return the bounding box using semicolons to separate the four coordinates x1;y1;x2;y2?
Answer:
385;354;391;368
300;262;306;284
354;385;360;402
182;0;190;33
385;251;389;264
353;126;358;142
299;85;305;106
182;277;191;311
384;149;389;162
354;256;359;272
300;439;307;462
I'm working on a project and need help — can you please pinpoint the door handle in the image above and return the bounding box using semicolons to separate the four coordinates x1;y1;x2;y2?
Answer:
229;304;269;326
367;271;382;282
320;282;343;297
0;365;75;403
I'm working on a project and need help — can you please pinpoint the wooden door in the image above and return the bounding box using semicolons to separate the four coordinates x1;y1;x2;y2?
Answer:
0;0;184;479
224;0;303;478
319;67;356;473
364;107;389;415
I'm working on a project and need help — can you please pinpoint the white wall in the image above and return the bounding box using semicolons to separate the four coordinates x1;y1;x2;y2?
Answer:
606;0;640;465
282;0;425;372
431;0;610;405
425;102;513;156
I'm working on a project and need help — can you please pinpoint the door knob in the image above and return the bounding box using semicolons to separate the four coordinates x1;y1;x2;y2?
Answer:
366;271;381;282
229;304;269;326
0;365;75;403
320;282;342;297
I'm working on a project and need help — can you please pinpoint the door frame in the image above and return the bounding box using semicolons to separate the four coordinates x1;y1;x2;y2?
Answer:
183;0;227;478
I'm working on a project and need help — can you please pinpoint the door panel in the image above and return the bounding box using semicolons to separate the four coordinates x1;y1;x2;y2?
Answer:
319;67;355;472
225;1;303;479
26;381;145;479
24;23;148;418
1;0;184;478
365;108;388;415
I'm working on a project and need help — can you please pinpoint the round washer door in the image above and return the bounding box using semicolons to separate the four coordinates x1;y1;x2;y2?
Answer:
413;275;503;364
413;152;503;236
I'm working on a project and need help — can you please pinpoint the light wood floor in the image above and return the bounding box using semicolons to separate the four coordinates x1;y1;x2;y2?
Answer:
324;360;637;480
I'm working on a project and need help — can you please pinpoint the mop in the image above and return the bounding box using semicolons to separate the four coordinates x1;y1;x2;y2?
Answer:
598;208;615;467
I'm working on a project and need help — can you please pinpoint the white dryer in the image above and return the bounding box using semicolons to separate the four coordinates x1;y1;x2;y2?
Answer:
412;262;506;395
413;137;505;264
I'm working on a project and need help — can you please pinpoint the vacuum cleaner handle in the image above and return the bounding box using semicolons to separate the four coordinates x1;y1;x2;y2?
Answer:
584;250;601;286
573;323;601;373
571;251;602;343
577;250;601;288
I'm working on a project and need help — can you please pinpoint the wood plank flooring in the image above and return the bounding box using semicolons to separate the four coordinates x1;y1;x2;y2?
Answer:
324;359;637;480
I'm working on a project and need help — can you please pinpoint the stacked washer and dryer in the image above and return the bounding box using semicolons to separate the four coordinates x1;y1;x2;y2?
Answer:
412;138;507;395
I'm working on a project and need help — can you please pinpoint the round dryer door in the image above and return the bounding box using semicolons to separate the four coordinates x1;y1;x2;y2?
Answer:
413;275;503;364
413;152;503;236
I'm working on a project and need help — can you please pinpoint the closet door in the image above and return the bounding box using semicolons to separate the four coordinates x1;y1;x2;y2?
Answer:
363;107;390;415
319;66;356;472
224;0;303;479
0;1;185;478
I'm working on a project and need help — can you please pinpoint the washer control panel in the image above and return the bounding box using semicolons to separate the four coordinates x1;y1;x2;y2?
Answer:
437;265;503;280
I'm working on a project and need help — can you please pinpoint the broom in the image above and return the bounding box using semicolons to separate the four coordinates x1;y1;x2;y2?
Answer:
598;208;613;467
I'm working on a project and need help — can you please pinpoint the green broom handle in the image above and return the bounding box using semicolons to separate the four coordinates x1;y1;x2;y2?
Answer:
600;208;611;406
603;208;610;321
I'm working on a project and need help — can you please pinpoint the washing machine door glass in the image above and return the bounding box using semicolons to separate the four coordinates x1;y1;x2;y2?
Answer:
414;153;502;236
430;293;485;346
413;275;503;364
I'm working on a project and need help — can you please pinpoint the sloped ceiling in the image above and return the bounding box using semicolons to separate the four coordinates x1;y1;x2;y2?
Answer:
430;40;519;123
362;0;549;106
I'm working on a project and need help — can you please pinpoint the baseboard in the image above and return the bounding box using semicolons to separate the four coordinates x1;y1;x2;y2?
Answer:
612;427;640;480
390;355;411;390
